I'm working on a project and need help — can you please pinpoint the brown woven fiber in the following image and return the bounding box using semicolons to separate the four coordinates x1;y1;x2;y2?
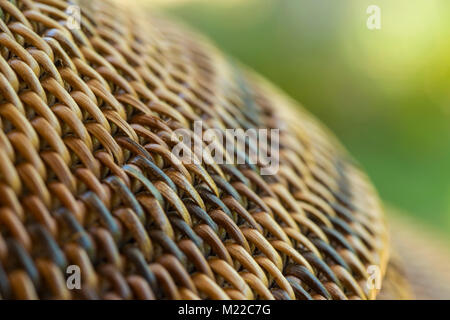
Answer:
0;0;390;300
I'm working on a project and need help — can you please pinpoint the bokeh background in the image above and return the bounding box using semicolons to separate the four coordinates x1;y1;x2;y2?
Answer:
145;0;450;240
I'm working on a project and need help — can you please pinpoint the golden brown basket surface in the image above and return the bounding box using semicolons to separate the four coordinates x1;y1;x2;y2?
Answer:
0;0;388;300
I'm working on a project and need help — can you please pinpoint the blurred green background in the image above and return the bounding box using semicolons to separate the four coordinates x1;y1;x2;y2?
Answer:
150;0;450;237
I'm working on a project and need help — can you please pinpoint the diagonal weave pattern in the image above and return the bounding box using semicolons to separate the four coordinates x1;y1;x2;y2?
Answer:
0;0;389;299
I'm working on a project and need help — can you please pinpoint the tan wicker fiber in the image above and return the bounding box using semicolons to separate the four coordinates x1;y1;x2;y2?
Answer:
0;0;389;300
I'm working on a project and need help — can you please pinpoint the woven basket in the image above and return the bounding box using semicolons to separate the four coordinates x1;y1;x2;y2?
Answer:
0;0;391;300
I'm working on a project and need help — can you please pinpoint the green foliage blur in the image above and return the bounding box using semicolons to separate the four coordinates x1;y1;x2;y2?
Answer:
158;0;450;236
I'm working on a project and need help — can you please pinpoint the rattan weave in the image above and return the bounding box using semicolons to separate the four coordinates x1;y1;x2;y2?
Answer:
0;0;389;300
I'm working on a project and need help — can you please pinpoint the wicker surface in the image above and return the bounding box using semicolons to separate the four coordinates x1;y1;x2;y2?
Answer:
0;0;389;299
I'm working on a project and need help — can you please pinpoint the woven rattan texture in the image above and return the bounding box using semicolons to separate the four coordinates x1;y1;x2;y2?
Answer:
0;0;389;300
